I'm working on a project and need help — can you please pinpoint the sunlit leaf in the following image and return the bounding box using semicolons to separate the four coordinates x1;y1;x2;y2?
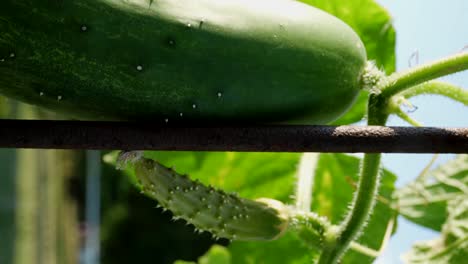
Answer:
229;232;319;264
393;155;468;231
402;195;468;264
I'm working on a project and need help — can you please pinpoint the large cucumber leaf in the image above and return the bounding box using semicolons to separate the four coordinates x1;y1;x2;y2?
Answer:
393;155;468;231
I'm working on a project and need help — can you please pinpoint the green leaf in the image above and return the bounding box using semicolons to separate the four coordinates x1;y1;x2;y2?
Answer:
298;0;396;125
301;0;396;73
332;91;369;125
312;154;397;264
393;155;468;231
174;245;231;264
402;195;468;264
0;96;9;117
174;261;195;264
229;232;319;264
198;245;231;264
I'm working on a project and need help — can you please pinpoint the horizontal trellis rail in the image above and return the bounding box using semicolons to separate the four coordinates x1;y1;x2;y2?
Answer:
0;119;466;153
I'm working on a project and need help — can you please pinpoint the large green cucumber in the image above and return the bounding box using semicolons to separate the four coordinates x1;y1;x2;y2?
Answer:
0;0;366;124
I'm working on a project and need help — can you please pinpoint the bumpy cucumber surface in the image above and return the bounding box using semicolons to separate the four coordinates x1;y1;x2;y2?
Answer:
0;0;366;124
127;155;289;241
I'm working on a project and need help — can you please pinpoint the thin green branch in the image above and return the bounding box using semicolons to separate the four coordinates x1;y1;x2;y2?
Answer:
380;52;468;98
349;242;380;258
416;154;439;182
386;94;423;126
295;153;319;212
400;81;468;106
395;109;423;127
318;154;383;264
318;95;388;264
344;217;395;259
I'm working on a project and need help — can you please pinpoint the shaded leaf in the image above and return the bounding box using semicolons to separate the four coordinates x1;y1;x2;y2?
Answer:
402;195;468;264
0;96;10;118
312;154;397;264
301;0;395;73
199;245;231;264
393;155;468;231
174;245;231;264
332;91;369;125
174;261;195;264
229;232;319;264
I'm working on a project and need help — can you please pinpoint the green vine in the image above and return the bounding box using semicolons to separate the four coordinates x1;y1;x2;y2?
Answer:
380;52;468;98
387;96;423;126
400;81;468;105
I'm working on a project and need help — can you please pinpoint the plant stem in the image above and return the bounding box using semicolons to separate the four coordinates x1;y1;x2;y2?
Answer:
291;211;332;250
400;81;468;106
349;242;380;258
295;153;319;212
318;154;382;264
395;109;423;127
318;95;388;264
380;52;468;98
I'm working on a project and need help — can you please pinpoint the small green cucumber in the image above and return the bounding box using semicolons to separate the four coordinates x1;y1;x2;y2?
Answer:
0;0;366;124
123;153;289;241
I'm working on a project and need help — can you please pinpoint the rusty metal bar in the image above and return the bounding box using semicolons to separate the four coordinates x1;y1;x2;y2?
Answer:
0;119;466;153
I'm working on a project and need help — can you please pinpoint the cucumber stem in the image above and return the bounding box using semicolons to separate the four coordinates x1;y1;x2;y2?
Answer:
400;81;468;106
317;154;382;264
318;95;388;264
395;109;423;127
380;52;468;98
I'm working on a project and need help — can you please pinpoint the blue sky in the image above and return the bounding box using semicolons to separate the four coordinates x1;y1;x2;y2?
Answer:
374;0;468;263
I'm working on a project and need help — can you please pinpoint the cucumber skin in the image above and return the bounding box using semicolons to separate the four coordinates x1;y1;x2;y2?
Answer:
135;157;289;241
0;0;366;124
